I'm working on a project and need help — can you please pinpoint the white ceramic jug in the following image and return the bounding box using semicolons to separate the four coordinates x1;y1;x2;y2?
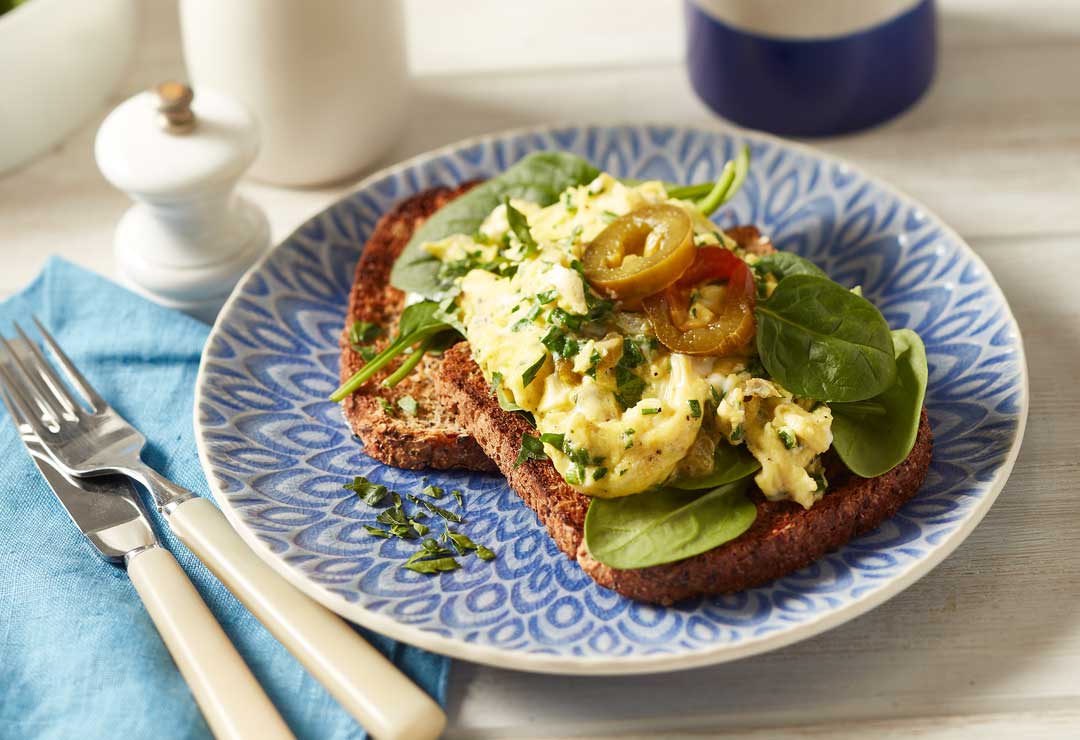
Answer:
179;0;408;187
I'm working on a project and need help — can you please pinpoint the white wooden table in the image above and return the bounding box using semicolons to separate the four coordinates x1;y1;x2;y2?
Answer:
2;1;1078;737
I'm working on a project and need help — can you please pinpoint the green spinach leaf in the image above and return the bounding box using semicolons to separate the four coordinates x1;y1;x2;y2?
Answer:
755;274;896;402
584;478;757;569
390;152;600;297
668;441;761;490
831;329;928;477
752;252;828;281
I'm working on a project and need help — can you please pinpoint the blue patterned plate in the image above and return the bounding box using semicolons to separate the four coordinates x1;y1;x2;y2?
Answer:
195;124;1027;674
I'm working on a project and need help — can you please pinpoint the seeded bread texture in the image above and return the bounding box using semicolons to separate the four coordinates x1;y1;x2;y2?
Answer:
339;184;497;472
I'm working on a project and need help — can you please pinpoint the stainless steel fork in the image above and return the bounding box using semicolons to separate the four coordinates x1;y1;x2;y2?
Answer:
0;318;198;512
0;318;446;740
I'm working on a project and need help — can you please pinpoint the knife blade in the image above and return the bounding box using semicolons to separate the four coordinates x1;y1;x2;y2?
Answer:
2;343;156;563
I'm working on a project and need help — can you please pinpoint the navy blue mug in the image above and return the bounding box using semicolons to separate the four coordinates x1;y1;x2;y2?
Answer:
685;0;937;136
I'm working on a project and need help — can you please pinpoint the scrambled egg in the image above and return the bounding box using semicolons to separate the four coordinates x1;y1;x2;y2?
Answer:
425;174;833;507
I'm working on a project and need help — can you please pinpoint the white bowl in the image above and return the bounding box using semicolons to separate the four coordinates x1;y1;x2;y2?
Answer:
0;0;136;176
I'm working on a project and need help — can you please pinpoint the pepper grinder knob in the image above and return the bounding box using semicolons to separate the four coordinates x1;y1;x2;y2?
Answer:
94;81;270;322
154;80;197;134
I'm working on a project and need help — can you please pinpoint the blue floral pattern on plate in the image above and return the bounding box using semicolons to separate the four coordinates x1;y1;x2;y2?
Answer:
195;125;1027;674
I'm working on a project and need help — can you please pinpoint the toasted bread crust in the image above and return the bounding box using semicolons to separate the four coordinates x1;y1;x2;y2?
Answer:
434;346;933;606
339;184;497;472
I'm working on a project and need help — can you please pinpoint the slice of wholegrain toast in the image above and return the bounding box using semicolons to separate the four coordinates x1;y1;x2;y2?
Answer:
339;184;497;472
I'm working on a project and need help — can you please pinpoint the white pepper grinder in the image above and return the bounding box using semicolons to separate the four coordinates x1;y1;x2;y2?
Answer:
95;81;269;322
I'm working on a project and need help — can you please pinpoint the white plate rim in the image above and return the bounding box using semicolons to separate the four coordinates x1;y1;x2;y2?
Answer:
193;120;1029;676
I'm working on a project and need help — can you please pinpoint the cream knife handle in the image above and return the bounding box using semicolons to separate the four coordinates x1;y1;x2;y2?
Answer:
127;546;294;740
168;497;447;740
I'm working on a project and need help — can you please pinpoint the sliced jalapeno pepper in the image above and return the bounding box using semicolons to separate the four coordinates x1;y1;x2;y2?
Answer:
582;204;695;302
643;248;756;356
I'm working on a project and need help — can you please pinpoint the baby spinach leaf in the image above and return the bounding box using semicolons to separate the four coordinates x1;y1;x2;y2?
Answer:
755;274;896;403
668;442;761;490
390;152;600;297
585;478;757;569
752;252;828;282
831;329;928;478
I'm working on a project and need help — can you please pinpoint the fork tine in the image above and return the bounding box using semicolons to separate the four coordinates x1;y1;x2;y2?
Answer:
0;384;30;434
0;349;51;435
12;323;80;416
31;316;106;412
0;335;63;425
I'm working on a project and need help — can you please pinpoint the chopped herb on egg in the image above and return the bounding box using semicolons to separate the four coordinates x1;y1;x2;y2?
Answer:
688;399;702;418
560;191;578;214
515;433;548;466
614;366;646;409
541;326;580;359
512;302;543;331
585;349;602;378
778;429;797;449
642;406;661;416
620;337;646;368
548;307;584;331
540;432;566;449
504;198;539;257
522;353;548;387
536;288;559;304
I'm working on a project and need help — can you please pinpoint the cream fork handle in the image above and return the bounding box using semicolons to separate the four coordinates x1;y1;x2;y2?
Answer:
127;546;294;740
167;497;447;740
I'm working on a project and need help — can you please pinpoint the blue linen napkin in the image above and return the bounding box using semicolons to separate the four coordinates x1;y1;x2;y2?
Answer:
0;258;449;739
